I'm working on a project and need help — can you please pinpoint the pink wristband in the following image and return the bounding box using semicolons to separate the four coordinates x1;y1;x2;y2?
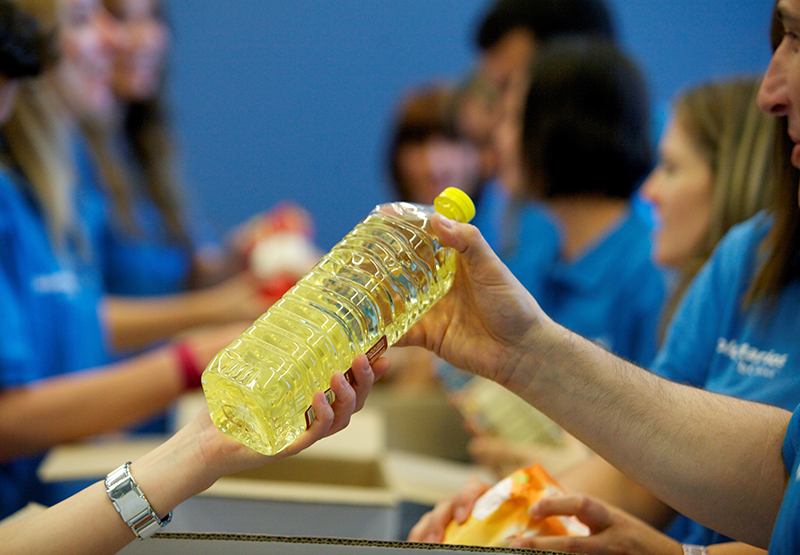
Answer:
174;342;203;390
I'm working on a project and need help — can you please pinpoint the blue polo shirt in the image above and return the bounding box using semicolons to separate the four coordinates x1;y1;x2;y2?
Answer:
771;404;800;553
510;205;665;367
0;167;109;519
99;193;196;297
653;211;800;544
88;136;218;298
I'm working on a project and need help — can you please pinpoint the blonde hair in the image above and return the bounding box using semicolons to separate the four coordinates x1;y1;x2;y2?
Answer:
1;0;90;255
659;77;777;338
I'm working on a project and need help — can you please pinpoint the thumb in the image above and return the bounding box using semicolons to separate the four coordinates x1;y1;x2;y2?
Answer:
431;213;494;267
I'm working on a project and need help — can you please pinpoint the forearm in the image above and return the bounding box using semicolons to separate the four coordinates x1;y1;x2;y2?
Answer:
0;347;184;461
512;322;789;547
104;293;227;352
1;418;217;555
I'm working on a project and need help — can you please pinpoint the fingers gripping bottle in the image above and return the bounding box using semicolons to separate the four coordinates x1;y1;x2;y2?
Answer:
202;187;475;455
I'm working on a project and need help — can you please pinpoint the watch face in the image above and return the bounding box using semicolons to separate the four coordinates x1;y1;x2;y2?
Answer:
105;462;171;539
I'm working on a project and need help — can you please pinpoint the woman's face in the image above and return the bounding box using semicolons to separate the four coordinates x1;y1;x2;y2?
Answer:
108;0;169;101
759;0;800;204
54;0;119;117
397;137;480;205
640;116;714;268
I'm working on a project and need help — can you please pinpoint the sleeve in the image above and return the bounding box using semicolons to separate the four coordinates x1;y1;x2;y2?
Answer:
784;405;800;476
650;221;756;386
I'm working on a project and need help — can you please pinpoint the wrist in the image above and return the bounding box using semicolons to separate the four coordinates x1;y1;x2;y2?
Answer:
129;418;220;517
504;317;563;398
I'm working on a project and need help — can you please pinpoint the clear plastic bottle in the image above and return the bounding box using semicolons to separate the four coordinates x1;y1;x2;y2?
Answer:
202;187;475;455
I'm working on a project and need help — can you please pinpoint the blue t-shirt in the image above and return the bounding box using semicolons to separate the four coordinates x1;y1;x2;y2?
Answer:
100;194;194;296
654;212;800;544
771;404;800;553
90;136;218;298
509;205;665;367
0;168;110;518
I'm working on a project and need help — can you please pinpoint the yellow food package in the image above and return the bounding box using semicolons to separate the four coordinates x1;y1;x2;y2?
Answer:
443;463;589;547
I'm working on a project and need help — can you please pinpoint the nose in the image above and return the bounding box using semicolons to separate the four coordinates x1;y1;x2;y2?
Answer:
758;43;790;116
96;8;125;53
639;169;660;205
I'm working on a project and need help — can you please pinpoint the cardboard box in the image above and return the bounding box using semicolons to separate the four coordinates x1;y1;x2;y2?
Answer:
368;386;473;463
118;533;560;554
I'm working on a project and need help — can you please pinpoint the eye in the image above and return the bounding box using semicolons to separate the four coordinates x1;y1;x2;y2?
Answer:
782;24;800;52
658;159;677;176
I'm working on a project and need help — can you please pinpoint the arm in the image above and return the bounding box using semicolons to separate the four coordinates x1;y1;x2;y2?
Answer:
103;273;268;352
0;322;245;462
509;494;767;555
399;215;790;548
1;353;387;555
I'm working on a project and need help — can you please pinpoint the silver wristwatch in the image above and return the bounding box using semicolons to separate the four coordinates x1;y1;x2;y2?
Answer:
105;462;172;540
682;545;709;555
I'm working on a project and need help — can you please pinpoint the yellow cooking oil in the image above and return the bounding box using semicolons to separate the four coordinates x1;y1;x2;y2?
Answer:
202;187;475;455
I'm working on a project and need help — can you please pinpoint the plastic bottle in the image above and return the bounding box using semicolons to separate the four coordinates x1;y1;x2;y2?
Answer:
202;187;475;455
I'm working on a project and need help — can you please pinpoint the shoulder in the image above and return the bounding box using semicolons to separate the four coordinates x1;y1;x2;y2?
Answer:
714;211;772;264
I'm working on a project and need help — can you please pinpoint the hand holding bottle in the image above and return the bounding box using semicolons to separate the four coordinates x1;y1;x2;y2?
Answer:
396;214;550;390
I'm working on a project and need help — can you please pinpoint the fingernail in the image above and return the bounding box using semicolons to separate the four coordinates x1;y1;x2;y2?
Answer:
454;507;467;522
528;501;541;518
436;212;453;229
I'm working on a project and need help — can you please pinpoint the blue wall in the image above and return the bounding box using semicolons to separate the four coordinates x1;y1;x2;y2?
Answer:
167;0;775;250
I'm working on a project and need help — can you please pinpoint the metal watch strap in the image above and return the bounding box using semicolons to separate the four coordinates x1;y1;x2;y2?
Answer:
682;545;709;555
105;462;172;540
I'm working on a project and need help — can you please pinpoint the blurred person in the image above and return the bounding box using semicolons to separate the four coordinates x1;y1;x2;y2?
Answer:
459;0;617;253
0;0;254;518
77;0;300;358
442;37;664;484
464;76;779;554
475;0;614;96
387;82;482;205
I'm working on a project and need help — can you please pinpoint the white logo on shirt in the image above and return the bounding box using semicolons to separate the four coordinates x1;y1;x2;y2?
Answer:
716;338;788;379
31;270;80;298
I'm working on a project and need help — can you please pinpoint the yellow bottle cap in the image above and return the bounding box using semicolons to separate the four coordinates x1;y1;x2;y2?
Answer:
434;187;475;223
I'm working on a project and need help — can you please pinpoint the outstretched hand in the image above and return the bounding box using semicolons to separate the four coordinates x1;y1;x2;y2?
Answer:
396;214;547;387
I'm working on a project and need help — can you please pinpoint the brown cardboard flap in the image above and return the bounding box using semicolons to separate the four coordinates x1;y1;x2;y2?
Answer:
120;533;566;554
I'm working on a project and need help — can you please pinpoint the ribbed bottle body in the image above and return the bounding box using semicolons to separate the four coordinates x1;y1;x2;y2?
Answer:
202;202;456;455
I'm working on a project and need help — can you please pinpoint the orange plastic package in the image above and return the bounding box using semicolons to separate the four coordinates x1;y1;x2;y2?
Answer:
443;463;589;547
